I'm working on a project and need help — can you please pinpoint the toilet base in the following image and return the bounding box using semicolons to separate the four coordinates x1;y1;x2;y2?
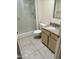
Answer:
34;35;41;39
33;30;41;39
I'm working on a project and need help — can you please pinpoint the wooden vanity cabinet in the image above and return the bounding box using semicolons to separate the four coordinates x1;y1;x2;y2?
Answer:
41;32;49;45
50;33;58;40
48;38;57;52
41;28;59;53
41;29;50;46
42;29;50;36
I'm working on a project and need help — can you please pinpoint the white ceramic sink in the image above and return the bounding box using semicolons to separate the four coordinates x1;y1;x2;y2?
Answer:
44;26;59;35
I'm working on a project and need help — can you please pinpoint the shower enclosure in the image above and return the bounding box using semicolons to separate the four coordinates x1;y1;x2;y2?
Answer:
17;0;36;35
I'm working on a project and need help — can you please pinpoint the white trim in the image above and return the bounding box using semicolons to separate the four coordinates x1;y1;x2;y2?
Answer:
35;0;39;29
54;38;61;59
17;31;33;39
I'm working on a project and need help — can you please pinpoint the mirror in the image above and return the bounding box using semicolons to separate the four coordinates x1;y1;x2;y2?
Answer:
53;0;61;19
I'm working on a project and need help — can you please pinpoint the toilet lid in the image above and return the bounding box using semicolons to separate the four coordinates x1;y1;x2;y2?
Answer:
34;30;41;33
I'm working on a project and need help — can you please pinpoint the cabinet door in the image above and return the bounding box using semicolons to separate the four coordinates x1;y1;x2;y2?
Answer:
48;38;57;53
42;29;50;36
42;32;48;45
51;33;58;41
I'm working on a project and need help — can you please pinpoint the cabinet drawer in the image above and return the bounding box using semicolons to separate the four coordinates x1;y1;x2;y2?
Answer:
48;38;57;53
42;32;48;45
51;33;58;40
42;29;50;36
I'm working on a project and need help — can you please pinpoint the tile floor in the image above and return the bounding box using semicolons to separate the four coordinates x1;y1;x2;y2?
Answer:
18;35;54;59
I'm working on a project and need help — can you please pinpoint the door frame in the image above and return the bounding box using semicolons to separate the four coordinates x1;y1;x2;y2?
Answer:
54;38;61;59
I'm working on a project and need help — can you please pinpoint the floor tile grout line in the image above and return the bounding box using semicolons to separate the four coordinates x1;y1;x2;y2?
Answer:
18;36;53;59
38;49;54;59
30;38;45;51
21;39;45;58
19;39;45;57
29;40;46;59
29;38;54;59
18;39;44;58
37;50;46;59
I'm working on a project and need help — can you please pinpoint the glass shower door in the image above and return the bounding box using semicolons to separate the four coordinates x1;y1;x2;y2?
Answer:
17;0;36;34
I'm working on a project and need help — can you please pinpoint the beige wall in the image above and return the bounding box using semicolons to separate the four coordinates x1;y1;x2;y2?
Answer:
37;0;60;25
37;0;54;24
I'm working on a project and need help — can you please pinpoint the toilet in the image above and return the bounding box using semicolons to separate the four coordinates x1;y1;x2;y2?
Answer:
33;23;47;38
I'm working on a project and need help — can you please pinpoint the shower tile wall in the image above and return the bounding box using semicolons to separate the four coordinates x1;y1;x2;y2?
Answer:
17;0;36;34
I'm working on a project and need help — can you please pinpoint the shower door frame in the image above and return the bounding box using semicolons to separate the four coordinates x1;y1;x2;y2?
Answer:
17;0;39;39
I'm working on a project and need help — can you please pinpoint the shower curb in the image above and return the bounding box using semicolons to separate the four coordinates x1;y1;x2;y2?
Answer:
17;31;33;39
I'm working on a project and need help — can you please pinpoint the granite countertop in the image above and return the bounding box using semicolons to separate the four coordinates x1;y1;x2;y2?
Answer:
43;26;60;36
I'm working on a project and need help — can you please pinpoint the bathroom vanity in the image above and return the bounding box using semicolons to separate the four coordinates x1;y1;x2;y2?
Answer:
41;24;60;53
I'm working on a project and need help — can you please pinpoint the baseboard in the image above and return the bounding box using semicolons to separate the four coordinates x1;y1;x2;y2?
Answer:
17;31;33;39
